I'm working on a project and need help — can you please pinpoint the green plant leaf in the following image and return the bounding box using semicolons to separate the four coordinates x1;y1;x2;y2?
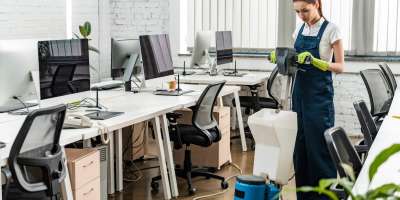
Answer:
336;178;356;199
369;144;400;182
297;186;316;193
79;25;88;38
366;183;400;199
319;179;338;190
84;21;91;37
319;190;339;200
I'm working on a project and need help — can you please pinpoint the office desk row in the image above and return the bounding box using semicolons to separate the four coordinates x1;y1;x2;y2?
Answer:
352;89;400;195
0;83;242;200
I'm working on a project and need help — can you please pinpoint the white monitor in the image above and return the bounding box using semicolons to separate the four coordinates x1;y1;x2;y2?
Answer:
190;31;212;68
0;39;39;108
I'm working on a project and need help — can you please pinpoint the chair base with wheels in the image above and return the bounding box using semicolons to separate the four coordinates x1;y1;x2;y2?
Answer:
151;146;228;195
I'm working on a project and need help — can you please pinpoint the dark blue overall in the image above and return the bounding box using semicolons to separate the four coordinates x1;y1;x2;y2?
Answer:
293;20;336;200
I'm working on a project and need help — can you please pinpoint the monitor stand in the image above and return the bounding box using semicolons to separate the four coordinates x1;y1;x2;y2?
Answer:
223;60;247;77
85;88;124;120
180;61;195;76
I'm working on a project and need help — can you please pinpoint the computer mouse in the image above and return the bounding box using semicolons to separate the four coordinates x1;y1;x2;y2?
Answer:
0;141;6;149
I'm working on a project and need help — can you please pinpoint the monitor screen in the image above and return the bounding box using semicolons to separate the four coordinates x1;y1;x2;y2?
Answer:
111;38;141;79
140;34;174;80
38;39;90;99
216;31;233;65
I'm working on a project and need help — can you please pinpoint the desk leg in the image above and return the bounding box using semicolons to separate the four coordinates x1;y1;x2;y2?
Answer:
160;115;179;197
107;131;115;194
234;91;248;151
153;117;172;200
61;147;74;200
115;129;123;192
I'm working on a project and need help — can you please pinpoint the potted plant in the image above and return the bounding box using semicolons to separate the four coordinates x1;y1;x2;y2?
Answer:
296;144;400;199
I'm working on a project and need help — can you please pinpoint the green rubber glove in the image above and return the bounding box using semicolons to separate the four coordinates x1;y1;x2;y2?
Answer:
268;51;276;64
297;52;330;71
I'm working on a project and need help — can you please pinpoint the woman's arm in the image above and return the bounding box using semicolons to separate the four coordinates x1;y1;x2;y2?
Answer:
328;39;345;74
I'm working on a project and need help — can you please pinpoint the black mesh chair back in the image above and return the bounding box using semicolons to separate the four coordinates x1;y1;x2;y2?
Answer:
324;127;363;179
8;104;67;199
360;69;393;117
353;100;378;144
379;62;397;94
266;66;280;105
51;64;77;96
192;81;226;141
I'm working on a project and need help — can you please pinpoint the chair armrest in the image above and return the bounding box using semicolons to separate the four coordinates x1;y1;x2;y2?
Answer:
166;112;184;149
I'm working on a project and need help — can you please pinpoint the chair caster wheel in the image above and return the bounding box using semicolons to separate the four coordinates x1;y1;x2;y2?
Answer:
188;187;196;195
221;181;229;189
151;181;159;193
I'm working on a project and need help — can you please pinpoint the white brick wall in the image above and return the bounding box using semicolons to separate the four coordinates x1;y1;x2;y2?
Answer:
0;0;66;39
110;0;169;39
0;0;112;80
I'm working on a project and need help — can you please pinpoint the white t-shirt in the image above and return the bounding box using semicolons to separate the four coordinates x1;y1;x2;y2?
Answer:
292;18;342;62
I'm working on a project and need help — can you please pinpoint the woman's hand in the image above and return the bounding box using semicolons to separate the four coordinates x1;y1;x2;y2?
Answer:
297;51;329;71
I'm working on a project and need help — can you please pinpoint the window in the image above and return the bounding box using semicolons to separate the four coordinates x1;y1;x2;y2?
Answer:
373;0;400;54
185;0;278;49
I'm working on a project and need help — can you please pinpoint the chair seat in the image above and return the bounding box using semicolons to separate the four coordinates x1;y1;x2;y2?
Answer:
177;124;218;147
232;96;278;109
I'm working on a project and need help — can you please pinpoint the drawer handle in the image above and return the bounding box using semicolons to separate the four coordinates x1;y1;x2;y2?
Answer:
83;188;94;196
83;161;94;168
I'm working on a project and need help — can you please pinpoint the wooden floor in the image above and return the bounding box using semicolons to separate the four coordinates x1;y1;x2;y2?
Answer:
110;140;297;200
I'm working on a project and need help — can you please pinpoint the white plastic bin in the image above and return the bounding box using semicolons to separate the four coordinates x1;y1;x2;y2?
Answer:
248;108;297;185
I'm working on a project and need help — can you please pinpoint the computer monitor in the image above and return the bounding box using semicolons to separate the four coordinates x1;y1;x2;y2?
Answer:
190;31;212;68
216;31;233;65
111;38;142;80
139;34;174;80
38;39;90;99
0;39;39;112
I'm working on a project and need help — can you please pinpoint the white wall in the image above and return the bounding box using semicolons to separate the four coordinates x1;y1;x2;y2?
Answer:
0;0;111;80
110;0;169;39
0;0;66;39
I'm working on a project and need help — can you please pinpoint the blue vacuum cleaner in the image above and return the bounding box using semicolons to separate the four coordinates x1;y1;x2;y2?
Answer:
234;175;279;200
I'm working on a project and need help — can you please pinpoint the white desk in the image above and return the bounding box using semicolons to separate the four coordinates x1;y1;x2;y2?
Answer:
179;72;268;86
83;84;241;198
0;84;241;200
352;89;400;195
179;72;269;152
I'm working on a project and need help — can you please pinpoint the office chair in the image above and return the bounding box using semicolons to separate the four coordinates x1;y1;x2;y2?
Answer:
151;81;228;195
324;127;363;199
231;67;279;150
379;62;397;94
4;104;67;200
360;69;393;128
51;64;77;97
353;100;378;160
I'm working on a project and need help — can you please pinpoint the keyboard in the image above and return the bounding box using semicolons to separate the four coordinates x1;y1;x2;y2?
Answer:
91;80;123;90
153;89;194;96
0;102;39;113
